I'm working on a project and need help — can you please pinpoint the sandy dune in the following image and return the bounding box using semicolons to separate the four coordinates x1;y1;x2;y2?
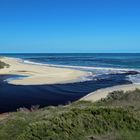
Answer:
0;57;88;85
80;84;140;102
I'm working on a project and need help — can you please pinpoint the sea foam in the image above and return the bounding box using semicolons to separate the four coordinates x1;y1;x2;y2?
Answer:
22;58;140;84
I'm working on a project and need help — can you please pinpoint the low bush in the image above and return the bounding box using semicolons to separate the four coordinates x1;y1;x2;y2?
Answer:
0;60;9;69
0;89;140;140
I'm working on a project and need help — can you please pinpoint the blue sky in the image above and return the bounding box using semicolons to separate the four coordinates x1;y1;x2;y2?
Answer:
0;0;140;53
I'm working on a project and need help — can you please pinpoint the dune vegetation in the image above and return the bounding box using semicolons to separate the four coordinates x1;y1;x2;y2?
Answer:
0;59;9;69
0;89;140;140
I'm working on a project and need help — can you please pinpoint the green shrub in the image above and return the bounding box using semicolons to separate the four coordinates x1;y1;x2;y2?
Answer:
17;107;140;140
0;60;9;69
0;89;140;140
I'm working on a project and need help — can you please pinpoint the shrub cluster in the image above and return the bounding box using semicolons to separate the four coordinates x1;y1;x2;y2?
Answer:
17;107;140;140
0;89;140;140
0;60;9;69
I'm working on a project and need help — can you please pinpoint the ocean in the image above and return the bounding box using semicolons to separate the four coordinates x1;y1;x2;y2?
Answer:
0;53;140;112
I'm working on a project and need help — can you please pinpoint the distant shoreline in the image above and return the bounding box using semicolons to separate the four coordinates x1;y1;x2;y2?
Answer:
0;57;88;85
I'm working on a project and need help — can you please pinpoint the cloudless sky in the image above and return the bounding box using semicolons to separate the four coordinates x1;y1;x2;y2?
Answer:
0;0;140;53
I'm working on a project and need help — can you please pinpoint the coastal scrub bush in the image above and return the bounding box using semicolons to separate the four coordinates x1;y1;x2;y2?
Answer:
17;107;140;140
96;89;140;110
0;60;9;69
0;89;140;140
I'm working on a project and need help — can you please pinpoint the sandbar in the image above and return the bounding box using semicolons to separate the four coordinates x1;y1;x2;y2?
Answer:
0;57;88;85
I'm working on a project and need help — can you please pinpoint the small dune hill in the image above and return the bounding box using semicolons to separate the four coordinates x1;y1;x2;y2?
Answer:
0;90;140;140
96;89;140;110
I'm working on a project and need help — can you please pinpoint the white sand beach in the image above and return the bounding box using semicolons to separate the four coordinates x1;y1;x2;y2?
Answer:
0;57;88;85
80;84;140;102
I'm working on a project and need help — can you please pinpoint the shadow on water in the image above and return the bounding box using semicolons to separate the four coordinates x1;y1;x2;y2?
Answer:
0;73;131;113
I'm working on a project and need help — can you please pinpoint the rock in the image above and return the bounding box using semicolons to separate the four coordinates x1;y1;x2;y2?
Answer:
125;71;140;75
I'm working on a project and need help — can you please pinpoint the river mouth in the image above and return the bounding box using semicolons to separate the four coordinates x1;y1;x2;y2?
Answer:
0;72;132;113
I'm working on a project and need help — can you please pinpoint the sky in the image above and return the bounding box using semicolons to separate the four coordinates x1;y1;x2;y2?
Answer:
0;0;140;53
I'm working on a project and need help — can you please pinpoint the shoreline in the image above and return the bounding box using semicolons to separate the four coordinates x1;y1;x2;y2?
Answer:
80;84;140;102
1;56;140;112
0;57;88;85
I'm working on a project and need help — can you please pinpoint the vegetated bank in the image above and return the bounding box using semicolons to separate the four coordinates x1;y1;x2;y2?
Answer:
0;89;140;140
